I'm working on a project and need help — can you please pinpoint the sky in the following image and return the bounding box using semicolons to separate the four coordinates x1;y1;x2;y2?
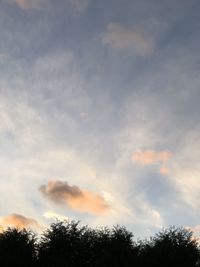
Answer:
0;0;200;238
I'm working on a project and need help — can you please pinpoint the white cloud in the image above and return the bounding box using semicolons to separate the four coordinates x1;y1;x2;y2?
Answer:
0;39;198;236
43;211;69;221
169;132;200;209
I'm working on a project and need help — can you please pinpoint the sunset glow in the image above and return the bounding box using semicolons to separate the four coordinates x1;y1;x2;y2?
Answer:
0;0;199;238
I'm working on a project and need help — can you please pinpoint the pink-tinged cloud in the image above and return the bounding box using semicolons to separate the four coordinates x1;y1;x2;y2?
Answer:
0;214;41;231
12;0;89;12
159;165;170;175
187;225;200;234
185;226;200;242
12;0;42;10
102;23;153;55
132;149;172;175
132;150;172;165
39;180;110;215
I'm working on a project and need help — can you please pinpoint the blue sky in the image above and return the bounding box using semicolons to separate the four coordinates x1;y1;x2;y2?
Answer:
0;0;200;238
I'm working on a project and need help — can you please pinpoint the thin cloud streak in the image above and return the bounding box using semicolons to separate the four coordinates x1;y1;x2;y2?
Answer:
39;180;110;215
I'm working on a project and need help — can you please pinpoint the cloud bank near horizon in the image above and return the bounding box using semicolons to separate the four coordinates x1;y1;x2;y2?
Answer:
0;214;42;231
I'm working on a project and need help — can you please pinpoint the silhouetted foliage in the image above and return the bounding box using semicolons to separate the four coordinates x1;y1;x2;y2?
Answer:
93;225;139;267
138;226;199;267
0;222;199;267
38;220;97;267
0;227;36;267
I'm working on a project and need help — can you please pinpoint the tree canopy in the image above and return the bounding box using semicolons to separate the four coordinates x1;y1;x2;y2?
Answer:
0;221;199;267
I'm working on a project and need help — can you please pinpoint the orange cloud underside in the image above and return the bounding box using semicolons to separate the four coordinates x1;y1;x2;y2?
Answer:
40;180;110;215
67;190;109;214
0;214;41;231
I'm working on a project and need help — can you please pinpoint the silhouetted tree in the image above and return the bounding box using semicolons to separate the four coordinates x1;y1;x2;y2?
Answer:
0;227;36;267
38;220;96;267
139;226;199;267
38;221;139;267
0;221;199;267
92;225;139;267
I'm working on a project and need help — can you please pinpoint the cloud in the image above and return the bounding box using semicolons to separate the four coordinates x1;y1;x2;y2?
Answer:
159;165;170;174
43;211;69;221
39;180;110;215
11;0;90;12
169;132;200;209
185;226;200;242
132;150;172;165
187;225;200;233
0;214;41;231
12;0;43;10
102;23;153;55
132;150;172;174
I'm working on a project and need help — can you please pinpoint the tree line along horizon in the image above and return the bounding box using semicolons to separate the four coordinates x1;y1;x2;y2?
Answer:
0;220;199;267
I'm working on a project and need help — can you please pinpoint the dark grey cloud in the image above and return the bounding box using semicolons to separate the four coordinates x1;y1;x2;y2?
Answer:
40;180;82;203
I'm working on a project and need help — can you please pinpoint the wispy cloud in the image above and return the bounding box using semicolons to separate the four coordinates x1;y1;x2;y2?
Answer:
132;150;172;165
43;211;69;221
169;132;200;209
102;23;154;55
39;180;110;215
132;150;172;174
159;165;170;174
0;214;41;231
185;225;200;242
0;0;199;237
12;0;43;10
11;0;90;12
